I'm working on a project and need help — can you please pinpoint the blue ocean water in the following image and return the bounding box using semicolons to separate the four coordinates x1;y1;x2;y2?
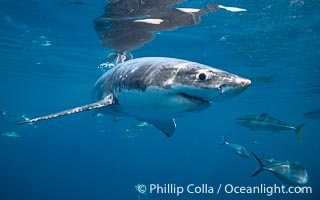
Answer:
0;0;319;199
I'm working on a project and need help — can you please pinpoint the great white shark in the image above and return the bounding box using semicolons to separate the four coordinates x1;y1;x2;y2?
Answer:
18;57;251;137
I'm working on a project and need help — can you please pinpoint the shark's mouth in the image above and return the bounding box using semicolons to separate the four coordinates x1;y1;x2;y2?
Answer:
179;93;211;105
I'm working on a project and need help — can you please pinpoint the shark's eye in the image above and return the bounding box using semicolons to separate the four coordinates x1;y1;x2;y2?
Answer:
198;73;207;81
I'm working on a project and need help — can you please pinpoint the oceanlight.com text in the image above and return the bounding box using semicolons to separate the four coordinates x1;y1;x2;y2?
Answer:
135;183;312;197
224;183;312;196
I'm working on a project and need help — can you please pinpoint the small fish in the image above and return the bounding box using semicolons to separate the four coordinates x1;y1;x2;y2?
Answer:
1;131;21;138
220;136;251;159
235;113;305;142
304;109;320;119
251;153;308;186
123;121;148;137
131;121;148;130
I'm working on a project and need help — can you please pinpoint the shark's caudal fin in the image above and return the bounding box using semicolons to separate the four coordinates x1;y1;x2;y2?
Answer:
220;136;228;145
251;153;266;177
17;94;114;125
295;122;305;142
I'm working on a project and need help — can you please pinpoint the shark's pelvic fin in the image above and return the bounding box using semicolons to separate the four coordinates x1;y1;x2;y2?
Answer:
149;118;176;137
295;122;305;142
17;94;114;125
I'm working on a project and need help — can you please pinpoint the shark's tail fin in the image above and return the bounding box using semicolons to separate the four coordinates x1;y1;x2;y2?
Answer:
251;153;266;177
17;94;114;125
220;136;228;145
295;122;305;142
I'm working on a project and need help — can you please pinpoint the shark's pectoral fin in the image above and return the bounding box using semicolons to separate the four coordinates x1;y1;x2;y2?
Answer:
17;94;114;125
149;118;176;137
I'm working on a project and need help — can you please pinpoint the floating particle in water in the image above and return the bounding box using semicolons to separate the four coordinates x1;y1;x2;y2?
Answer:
219;35;228;42
121;129;139;140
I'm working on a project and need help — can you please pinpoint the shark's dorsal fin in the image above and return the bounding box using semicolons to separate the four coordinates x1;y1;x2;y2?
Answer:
149;118;176;137
17;94;114;125
108;51;133;65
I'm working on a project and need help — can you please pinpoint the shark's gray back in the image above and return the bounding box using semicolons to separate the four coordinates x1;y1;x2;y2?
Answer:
92;57;209;100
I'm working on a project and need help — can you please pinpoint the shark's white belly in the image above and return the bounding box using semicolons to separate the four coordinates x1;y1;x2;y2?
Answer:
108;87;208;121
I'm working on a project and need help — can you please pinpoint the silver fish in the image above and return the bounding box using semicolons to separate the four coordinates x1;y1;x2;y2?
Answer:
304;109;320;119
235;113;305;142
252;153;308;186
131;121;148;130
1;131;21;138
220;136;251;159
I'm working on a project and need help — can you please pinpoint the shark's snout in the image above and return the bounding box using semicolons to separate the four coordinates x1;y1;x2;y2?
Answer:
216;76;251;100
231;76;251;88
239;78;251;87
